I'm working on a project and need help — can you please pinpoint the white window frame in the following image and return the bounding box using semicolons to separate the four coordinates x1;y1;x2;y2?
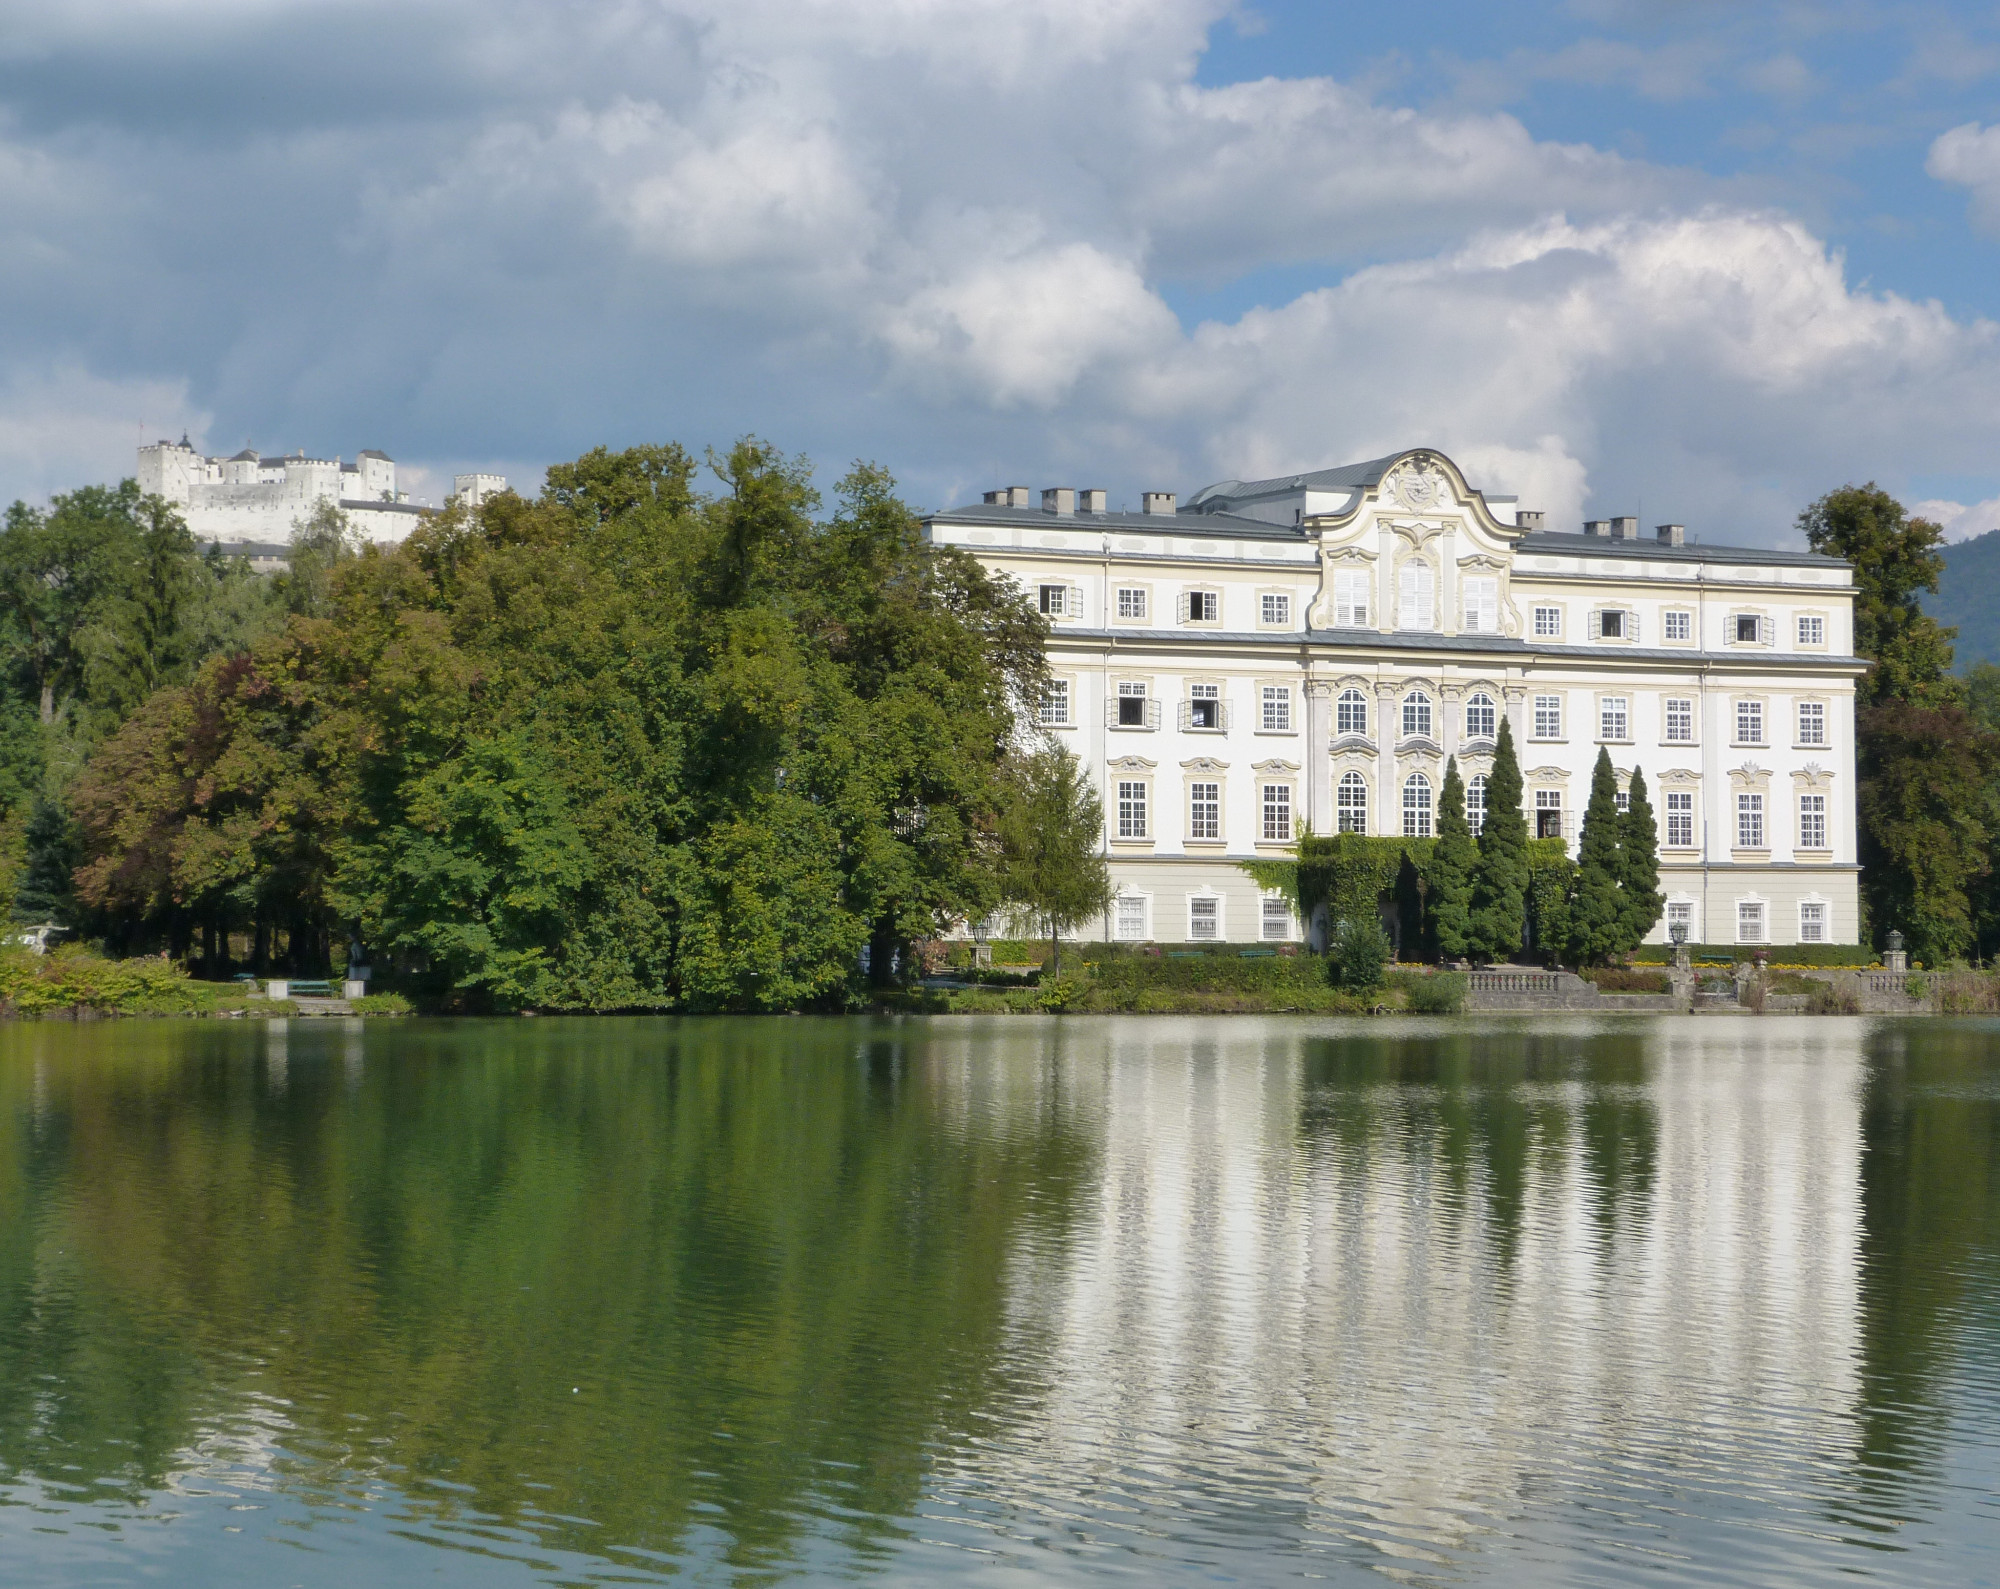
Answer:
1335;688;1368;737
1599;696;1629;742
1403;773;1434;838
1736;899;1767;944
1336;770;1369;834
1116;780;1149;840
1736;791;1765;850
1188;894;1221;941
1597;608;1627;641
1259;592;1292;628
1736;698;1765;746
1663;610;1693;643
1797;700;1826;747
1039;678;1071;727
1534;788;1563;840
1798;792;1827;851
1260;895;1293;942
1466;773;1487;836
1464;692;1496;741
1333;569;1371;629
1664;697;1694;743
1797;613;1825;647
1533;694;1563;740
1667;899;1695;937
1462;576;1499;634
1037;582;1073;619
1189;780;1222;841
1116;894;1149;941
1261;782;1294;843
1402;691;1433;740
1182;589;1221;624
1186;681;1224;732
1733;612;1768;646
1532;604;1563;639
1665;789;1695;849
1260;685;1294;733
1798;900;1827;943
1397;561;1436;632
1115;586;1148;621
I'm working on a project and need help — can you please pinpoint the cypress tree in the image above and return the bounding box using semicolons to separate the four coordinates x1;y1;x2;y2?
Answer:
1430;755;1476;962
1567;748;1625;965
1468;718;1528;963
1618;766;1663;950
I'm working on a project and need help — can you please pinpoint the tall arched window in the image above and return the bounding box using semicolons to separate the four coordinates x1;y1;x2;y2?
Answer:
1403;772;1434;838
1464;692;1496;741
1337;771;1369;834
1466;773;1488;836
1336;688;1367;736
1402;691;1433;740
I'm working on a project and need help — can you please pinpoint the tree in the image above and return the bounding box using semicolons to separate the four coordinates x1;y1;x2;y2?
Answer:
995;743;1110;978
1329;913;1390;990
1619;766;1662;949
1468;717;1528;963
1799;486;1957;708
277;499;357;619
1429;756;1476;961
1566;749;1626;965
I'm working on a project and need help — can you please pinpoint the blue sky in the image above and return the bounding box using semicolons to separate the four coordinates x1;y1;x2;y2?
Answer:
1;0;1998;545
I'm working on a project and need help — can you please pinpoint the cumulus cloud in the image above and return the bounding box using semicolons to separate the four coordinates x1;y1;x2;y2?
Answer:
1912;495;2000;544
1928;122;2000;234
0;365;208;506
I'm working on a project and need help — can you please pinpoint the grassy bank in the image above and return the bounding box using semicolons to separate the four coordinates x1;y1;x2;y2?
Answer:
0;946;416;1019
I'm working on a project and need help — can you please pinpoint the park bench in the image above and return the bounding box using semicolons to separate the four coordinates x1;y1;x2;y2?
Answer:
286;979;336;998
1238;948;1277;959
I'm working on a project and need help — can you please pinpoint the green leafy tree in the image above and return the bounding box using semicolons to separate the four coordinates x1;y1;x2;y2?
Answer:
1468;717;1529;963
1800;486;1957;708
1329;913;1390;990
996;743;1111;978
1429;756;1476;961
1566;749;1626;965
1619;766;1662;948
277;499;356;619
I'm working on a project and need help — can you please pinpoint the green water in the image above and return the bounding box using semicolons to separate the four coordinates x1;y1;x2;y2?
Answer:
0;1015;1996;1586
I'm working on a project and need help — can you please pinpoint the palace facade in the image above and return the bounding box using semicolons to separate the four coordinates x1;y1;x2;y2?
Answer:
924;449;1862;948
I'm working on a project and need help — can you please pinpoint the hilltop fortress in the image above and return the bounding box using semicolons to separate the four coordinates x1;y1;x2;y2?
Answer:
137;438;506;548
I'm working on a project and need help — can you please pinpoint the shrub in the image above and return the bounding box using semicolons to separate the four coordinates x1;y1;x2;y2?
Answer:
0;946;219;1017
1402;971;1467;1014
1329;916;1390;992
1582;967;1671;994
351;992;414;1015
1937;973;2000;1014
1808;980;1862;1015
1630;942;1876;967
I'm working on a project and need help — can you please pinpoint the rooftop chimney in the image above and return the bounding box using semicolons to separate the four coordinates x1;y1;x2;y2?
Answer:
1007;486;1030;508
1078;488;1107;514
1142;491;1177;515
1516;509;1545;532
1042;487;1074;516
1583;519;1611;537
1611;515;1639;540
1656;522;1685;546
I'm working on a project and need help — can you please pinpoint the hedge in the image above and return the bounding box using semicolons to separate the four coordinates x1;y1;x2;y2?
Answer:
1628;942;1877;967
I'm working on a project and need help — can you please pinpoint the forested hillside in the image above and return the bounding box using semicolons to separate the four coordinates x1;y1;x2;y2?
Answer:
0;443;1051;1011
1931;530;2000;670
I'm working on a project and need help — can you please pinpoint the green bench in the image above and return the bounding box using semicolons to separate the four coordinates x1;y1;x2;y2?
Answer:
286;979;336;998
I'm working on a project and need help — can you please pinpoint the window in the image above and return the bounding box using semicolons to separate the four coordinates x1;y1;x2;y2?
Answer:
1737;900;1766;944
1467;773;1488;836
1665;697;1694;742
1261;897;1291;941
1262;784;1293;842
1402;692;1433;740
1798;614;1824;646
1116;680;1149;728
1116;895;1147;941
1189;896;1220;940
1736;792;1765;849
1116;587;1147;620
1798;701;1826;746
1535;789;1562;840
1117;781;1148;839
1533;694;1563;739
1616;791;1630;814
1403;773;1433;838
1337;771;1368;834
1189;781;1221;840
1261;686;1293;732
1039;679;1070;727
1184;590;1219;623
1600;696;1629;741
1261;593;1291;627
1189;681;1221;731
1736;699;1764;745
1667;899;1694;937
1799;901;1827;943
1463;577;1499;634
1334;569;1371;628
1533;605;1562;639
1336;688;1367;736
1799;793;1827;850
1038;583;1069;617
1735;613;1763;644
1666;790;1694;848
1397;562;1436;631
1664;611;1692;642
1464;692;1496;741
1599;609;1625;639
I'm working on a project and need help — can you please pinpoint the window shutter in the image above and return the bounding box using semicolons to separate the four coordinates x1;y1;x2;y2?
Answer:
1179;591;1190;623
1761;615;1773;645
1222;701;1234;732
1177;700;1192;731
1146;699;1162;731
1104;697;1119;728
1626;609;1640;643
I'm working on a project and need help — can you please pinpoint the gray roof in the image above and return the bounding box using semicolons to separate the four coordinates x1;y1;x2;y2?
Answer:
1517;531;1843;569
928;504;1304;541
1186;454;1404;510
227;448;259;462
357;449;392;460
338;498;427;514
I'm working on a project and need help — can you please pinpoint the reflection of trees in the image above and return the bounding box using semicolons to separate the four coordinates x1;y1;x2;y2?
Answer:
1852;1024;2000;1493
0;1017;1094;1574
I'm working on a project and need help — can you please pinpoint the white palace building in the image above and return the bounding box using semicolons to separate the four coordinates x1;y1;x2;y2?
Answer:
925;448;1863;950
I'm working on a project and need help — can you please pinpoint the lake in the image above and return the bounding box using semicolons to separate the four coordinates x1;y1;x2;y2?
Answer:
0;1014;1996;1586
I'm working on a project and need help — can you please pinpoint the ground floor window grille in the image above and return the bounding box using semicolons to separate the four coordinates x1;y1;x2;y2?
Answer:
1667;900;1694;937
1799;901;1826;943
1261;897;1290;941
1737;900;1767;944
1337;771;1368;834
1117;781;1147;839
1116;896;1147;941
1189;782;1220;840
1189;897;1220;940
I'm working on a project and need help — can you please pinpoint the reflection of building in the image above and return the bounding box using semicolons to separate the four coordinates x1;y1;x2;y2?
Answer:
918;1019;1866;1576
136;438;510;550
927;449;1862;946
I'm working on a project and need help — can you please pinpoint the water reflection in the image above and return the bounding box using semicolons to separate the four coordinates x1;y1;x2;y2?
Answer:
0;1015;1992;1586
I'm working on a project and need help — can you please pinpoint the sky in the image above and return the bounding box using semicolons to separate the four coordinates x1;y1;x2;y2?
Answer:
3;0;2000;547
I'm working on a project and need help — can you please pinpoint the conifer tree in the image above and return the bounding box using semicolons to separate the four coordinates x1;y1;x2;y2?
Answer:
1567;748;1625;965
1430;755;1477;962
1468;718;1528;963
1618;765;1663;949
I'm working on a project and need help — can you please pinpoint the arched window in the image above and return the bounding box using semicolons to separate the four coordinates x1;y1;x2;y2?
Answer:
1403;772;1433;838
1402;691;1433;740
1337;771;1369;834
1336;688;1367;737
1464;692;1496;741
1466;773;1488;836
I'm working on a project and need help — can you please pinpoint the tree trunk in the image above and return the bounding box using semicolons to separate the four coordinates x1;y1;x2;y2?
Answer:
37;680;51;727
1049;914;1058;980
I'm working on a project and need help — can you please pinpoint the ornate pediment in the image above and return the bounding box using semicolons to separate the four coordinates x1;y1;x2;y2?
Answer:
1252;757;1302;774
1792;762;1833;787
1658;768;1701;784
1329;735;1378;758
1180;757;1229;774
1730;761;1769;785
1107;755;1157;774
1526;765;1570;781
1390;521;1446;549
1388;454;1452;512
1458;553;1508;572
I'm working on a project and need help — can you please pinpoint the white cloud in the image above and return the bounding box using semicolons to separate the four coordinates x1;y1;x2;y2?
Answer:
1927;122;2000;234
0;365;208;507
1912;496;2000;544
